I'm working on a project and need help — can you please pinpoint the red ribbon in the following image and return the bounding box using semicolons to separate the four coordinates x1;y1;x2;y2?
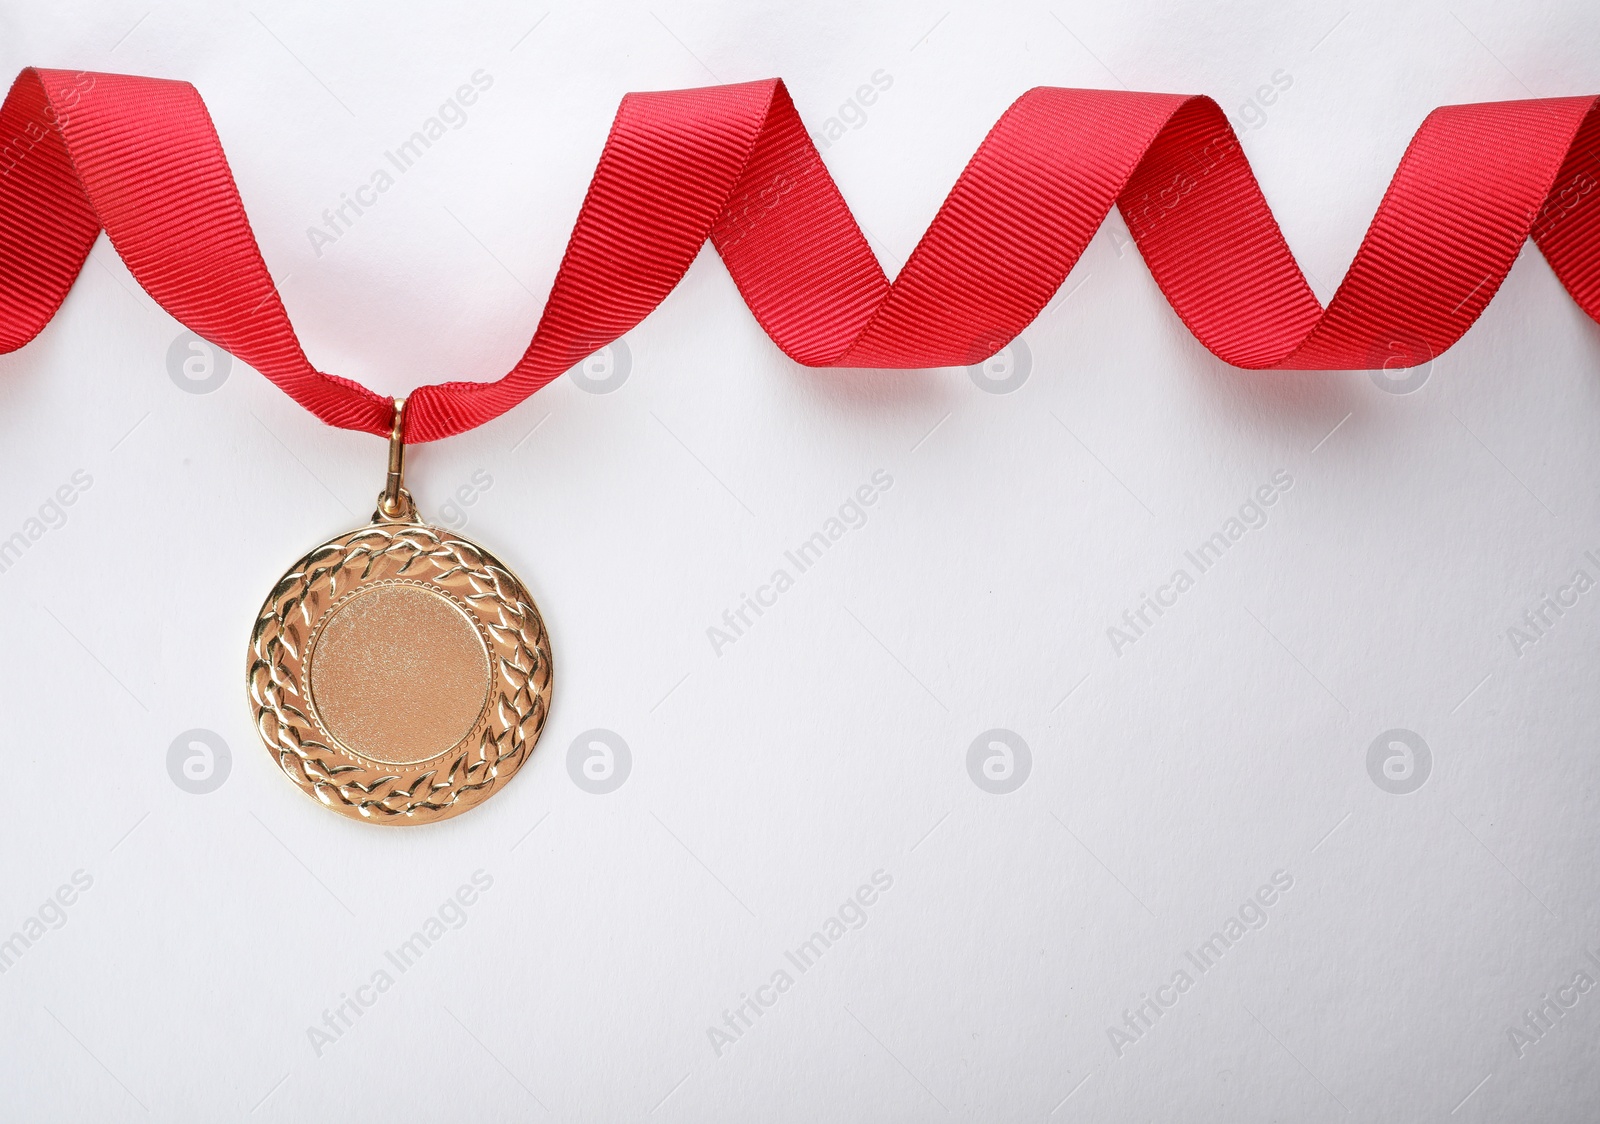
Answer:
2;68;1598;442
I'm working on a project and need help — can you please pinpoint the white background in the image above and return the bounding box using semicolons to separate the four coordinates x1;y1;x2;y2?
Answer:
1;0;1598;1119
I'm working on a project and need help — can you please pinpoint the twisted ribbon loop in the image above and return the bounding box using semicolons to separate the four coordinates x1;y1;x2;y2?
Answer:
2;68;1598;441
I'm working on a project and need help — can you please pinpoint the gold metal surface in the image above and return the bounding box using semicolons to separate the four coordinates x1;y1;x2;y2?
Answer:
246;416;552;824
307;582;491;766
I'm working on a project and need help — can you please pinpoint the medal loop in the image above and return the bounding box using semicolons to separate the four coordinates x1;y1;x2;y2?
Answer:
376;397;416;522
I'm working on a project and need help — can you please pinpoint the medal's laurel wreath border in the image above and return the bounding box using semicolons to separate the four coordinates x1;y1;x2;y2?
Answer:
247;523;552;822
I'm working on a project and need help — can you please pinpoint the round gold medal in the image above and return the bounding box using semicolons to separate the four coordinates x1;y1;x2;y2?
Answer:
246;402;552;824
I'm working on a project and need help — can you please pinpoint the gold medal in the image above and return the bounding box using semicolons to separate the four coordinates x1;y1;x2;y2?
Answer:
246;400;552;824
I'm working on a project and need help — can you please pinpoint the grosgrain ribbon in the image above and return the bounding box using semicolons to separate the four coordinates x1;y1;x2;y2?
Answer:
2;68;1599;442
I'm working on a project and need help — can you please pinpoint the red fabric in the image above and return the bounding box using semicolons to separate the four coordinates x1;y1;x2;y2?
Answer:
2;68;1598;442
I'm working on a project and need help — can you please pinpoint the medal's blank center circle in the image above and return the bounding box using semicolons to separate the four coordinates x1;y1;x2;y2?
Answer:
309;584;491;766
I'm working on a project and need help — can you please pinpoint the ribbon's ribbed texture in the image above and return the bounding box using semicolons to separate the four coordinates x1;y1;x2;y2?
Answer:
2;68;1598;441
